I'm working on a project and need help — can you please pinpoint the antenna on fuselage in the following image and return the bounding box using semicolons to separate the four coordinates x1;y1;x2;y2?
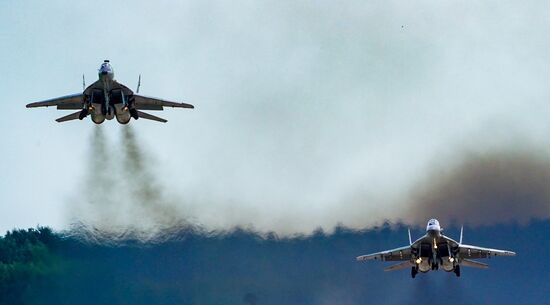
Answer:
136;74;141;93
82;74;86;91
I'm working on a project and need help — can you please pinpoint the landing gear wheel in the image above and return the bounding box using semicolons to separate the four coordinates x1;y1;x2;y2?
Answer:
454;265;461;277
79;109;89;120
411;267;417;279
129;108;139;120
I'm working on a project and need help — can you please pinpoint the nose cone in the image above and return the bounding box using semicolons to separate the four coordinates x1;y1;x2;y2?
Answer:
426;218;441;233
98;61;114;80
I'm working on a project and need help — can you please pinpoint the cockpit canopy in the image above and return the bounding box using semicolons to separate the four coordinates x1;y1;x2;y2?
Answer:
98;60;114;80
426;218;441;232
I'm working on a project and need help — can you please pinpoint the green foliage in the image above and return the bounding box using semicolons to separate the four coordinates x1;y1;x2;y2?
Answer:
0;227;61;305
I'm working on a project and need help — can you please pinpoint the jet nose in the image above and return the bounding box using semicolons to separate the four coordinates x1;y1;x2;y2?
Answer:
426;218;441;233
98;61;114;80
98;61;113;75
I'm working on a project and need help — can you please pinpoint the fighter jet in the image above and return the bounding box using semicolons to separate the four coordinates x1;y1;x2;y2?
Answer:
356;219;516;278
26;60;193;124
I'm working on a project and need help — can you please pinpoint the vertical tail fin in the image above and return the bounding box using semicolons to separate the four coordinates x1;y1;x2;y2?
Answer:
136;74;141;93
408;228;412;245
459;226;464;244
82;74;86;91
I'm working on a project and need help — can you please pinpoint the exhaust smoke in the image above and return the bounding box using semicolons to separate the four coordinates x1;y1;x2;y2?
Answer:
68;126;550;242
406;147;550;227
68;126;190;243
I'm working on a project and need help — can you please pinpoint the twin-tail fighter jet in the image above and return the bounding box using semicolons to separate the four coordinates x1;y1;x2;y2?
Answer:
26;60;193;124
356;219;516;278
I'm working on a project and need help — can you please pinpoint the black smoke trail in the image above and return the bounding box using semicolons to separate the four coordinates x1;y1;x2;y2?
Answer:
407;147;550;226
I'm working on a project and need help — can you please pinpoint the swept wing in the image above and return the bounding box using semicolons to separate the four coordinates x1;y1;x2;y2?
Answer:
458;244;516;259
356;245;412;262
26;93;83;110
134;95;194;111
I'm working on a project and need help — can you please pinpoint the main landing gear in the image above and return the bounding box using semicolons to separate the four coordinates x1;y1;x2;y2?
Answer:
129;108;139;120
78;108;88;120
454;265;461;277
411;267;418;278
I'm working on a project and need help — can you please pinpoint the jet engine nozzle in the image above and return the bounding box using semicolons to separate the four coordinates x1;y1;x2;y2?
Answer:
418;259;430;272
442;257;456;272
91;113;105;124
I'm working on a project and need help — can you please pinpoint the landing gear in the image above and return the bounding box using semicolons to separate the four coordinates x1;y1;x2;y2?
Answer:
411;267;417;278
129;108;139;120
78;108;89;120
454;265;461;277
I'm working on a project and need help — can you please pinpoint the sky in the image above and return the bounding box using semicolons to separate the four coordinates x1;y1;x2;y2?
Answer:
0;1;549;235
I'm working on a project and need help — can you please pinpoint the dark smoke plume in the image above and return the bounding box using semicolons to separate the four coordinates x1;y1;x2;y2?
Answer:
67;126;118;231
70;127;550;240
68;126;190;243
407;147;550;226
120;126;187;232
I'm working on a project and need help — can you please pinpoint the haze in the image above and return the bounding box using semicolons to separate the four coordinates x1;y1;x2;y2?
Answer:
1;1;549;235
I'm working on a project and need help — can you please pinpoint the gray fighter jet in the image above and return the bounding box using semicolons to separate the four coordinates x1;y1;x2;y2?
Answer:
26;60;193;124
356;219;516;278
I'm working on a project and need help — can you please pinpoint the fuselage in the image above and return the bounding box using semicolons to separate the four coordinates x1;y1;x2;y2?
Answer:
81;60;135;124
414;219;456;273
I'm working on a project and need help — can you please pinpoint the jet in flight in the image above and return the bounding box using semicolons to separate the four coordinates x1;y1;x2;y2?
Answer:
26;60;194;124
356;219;516;278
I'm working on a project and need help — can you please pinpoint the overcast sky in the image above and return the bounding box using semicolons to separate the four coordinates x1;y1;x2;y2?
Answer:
1;1;549;234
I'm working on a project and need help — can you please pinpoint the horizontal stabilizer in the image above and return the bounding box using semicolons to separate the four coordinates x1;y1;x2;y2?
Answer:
136;110;167;123
56;111;82;123
461;259;489;269
384;261;412;272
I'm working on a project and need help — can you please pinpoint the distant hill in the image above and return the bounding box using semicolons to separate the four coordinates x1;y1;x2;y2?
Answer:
1;220;548;305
